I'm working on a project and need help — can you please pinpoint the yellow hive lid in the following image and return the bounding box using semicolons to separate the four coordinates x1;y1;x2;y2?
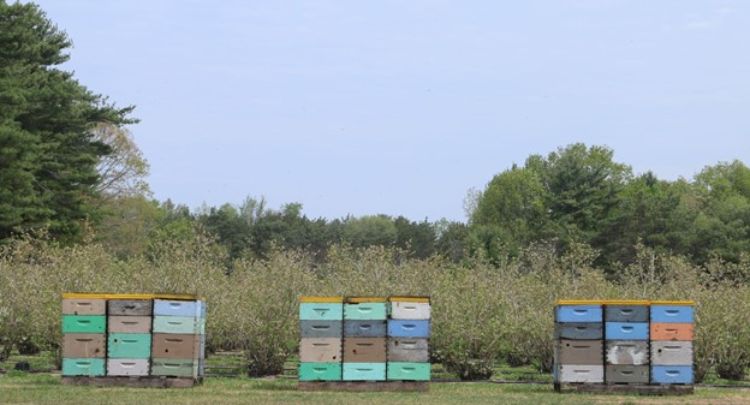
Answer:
62;292;201;301
555;299;650;306
346;296;387;303
299;296;344;303
650;300;695;306
389;296;430;303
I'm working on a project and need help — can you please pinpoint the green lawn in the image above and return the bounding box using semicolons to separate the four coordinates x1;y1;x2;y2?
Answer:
2;373;750;405
4;352;750;404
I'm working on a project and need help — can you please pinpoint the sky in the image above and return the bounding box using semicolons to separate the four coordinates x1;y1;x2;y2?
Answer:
33;0;750;222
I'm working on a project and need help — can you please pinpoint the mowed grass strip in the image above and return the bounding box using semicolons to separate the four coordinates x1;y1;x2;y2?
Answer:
1;374;750;405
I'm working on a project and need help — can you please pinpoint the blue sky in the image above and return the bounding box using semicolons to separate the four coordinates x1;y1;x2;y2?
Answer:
34;1;750;221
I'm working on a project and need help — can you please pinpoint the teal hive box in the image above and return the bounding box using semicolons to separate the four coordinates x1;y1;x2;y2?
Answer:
107;333;152;358
62;358;105;376
298;362;342;381
344;303;387;321
62;315;106;334
300;303;343;321
387;362;431;381
342;362;386;381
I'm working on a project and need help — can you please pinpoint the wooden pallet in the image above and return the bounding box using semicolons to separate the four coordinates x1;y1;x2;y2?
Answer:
61;376;201;388
298;381;429;392
555;382;693;395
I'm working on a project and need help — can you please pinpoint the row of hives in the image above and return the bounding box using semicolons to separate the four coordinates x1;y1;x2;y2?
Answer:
554;300;694;385
61;293;206;379
299;296;431;381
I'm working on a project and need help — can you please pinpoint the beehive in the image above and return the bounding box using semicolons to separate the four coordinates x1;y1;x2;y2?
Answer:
62;297;107;376
554;301;604;383
604;301;650;384
61;293;206;383
387;296;431;381
650;301;694;385
343;297;387;381
553;299;695;391
298;295;431;387
298;296;344;381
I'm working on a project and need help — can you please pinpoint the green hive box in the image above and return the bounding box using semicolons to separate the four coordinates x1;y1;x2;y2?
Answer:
107;333;152;358
298;362;342;381
387;362;431;381
62;358;105;376
62;315;106;334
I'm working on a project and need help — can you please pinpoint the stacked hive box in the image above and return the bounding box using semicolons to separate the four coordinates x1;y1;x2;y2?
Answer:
650;301;694;385
554;302;604;384
107;299;153;376
298;296;344;381
151;299;207;379
386;297;431;381
554;299;696;392
343;297;388;381
61;293;206;383
604;301;650;384
62;298;107;376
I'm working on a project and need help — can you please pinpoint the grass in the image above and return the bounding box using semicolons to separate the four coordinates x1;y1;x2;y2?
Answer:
4;352;750;404
3;373;750;405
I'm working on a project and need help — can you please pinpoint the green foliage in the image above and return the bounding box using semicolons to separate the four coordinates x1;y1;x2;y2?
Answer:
471;144;750;269
0;2;134;243
93;196;162;258
341;215;398;248
471;168;547;259
188;197;454;262
5;236;750;381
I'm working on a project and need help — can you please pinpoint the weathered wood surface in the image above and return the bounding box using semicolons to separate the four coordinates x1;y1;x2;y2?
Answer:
554;323;603;340
108;300;153;316
605;365;649;384
554;382;693;395
556;339;603;365
298;381;428;392
342;337;387;362
387;338;429;362
606;341;649;365
61;376;199;388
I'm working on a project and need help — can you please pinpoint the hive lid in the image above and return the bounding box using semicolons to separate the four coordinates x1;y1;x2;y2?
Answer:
63;292;201;301
388;296;430;303
556;299;692;306
345;296;387;303
650;300;695;306
555;299;650;306
299;296;344;303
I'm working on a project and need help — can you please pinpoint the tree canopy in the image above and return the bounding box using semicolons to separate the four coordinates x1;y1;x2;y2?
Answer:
470;143;750;269
0;1;134;242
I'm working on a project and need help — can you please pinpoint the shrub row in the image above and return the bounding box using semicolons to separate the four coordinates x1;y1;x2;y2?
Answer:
2;236;750;380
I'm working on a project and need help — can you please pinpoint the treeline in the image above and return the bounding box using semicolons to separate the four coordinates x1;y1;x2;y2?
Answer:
470;144;750;269
94;196;468;262
2;2;750;273
93;145;750;272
